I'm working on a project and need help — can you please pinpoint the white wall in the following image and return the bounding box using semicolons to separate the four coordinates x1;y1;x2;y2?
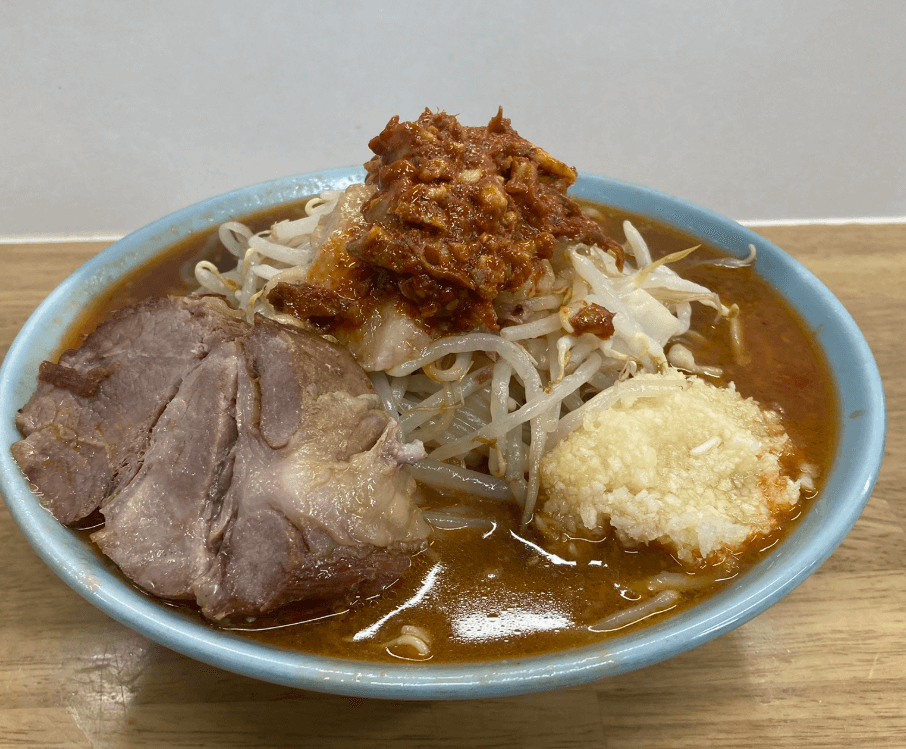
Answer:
2;0;904;236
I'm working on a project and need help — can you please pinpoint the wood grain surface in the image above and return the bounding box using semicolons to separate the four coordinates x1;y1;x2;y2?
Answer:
1;225;904;748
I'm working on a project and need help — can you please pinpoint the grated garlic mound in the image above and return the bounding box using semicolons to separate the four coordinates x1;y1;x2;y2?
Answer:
539;368;801;564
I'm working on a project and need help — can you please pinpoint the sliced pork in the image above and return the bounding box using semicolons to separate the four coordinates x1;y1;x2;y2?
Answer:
193;319;428;619
12;296;247;524
13;296;428;619
91;343;241;599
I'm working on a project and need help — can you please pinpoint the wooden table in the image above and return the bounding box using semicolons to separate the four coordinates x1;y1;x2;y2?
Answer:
1;225;904;748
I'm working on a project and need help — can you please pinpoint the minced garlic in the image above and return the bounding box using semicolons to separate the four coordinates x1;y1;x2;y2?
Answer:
539;368;800;564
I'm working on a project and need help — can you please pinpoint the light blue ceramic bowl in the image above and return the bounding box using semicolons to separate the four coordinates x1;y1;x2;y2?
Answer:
0;168;886;699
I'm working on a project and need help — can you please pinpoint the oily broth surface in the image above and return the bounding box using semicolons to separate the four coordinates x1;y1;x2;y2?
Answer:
63;198;837;663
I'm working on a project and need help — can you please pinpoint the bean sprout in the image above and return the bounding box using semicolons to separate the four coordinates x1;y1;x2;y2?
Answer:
198;189;741;526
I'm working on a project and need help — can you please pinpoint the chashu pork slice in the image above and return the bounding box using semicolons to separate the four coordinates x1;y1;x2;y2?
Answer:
194;319;429;619
12;296;247;525
91;342;241;599
13;297;429;619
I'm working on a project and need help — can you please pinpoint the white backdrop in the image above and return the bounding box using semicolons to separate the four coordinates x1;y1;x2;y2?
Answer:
2;0;904;236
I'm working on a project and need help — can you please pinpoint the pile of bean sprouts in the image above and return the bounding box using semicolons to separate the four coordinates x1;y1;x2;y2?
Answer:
195;187;754;523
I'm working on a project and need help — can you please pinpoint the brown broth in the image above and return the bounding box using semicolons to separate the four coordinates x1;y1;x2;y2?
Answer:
66;198;838;664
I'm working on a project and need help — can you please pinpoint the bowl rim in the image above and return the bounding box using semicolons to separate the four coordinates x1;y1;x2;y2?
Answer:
0;168;886;700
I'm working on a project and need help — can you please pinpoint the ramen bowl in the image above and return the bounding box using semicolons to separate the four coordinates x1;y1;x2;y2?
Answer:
0;167;886;699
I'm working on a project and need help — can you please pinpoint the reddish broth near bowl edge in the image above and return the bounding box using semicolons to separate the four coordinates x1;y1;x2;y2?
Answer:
60;197;837;664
